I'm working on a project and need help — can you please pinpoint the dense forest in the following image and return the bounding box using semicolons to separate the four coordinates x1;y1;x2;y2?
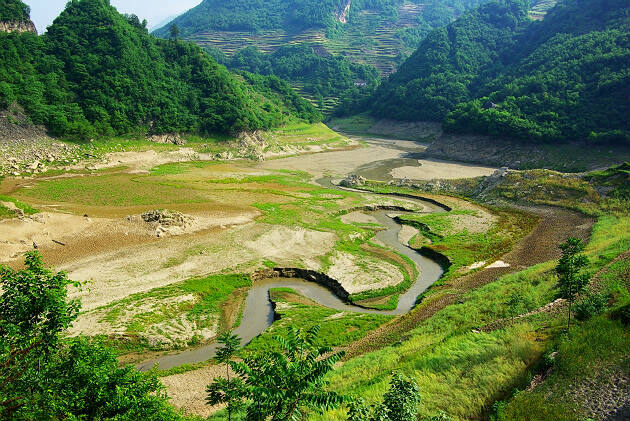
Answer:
218;44;379;108
361;0;630;143
153;0;494;76
155;0;350;36
0;0;320;140
0;0;29;21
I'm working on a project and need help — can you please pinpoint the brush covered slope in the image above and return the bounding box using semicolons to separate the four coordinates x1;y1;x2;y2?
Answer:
0;0;320;141
366;0;630;144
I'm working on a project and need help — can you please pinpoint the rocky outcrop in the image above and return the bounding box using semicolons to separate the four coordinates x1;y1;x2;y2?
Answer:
139;210;193;237
340;174;366;187
234;131;267;161
147;133;186;146
473;167;511;198
0;20;36;34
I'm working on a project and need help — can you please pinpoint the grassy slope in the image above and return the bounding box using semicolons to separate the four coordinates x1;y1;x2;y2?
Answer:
311;215;629;420
500;260;629;419
307;167;629;420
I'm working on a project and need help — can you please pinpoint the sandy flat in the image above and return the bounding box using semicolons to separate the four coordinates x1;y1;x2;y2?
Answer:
257;144;404;178
398;225;419;246
327;251;405;294
391;159;496;180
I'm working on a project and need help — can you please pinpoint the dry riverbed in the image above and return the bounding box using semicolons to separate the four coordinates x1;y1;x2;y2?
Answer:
0;127;516;418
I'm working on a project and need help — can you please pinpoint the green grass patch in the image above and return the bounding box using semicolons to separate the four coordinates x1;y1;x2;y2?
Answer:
398;207;536;283
0;194;40;215
14;173;208;207
327;114;376;134
0;204;15;220
244;288;393;355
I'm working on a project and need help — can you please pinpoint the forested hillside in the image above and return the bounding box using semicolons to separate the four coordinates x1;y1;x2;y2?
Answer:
0;0;320;140
155;0;495;74
364;0;630;144
221;45;380;114
0;0;29;21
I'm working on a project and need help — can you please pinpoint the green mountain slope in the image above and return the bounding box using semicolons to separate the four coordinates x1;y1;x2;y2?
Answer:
0;0;320;140
154;0;495;75
222;45;380;115
0;0;29;21
365;0;630;144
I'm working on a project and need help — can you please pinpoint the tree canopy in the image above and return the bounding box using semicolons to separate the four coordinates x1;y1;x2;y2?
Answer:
0;0;320;140
363;0;630;144
0;0;30;21
0;252;185;420
226;44;380;109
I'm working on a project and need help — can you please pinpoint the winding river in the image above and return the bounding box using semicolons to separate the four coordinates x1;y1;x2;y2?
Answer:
138;185;447;372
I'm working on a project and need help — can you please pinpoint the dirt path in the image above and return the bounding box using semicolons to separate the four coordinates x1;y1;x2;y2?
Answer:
343;206;595;358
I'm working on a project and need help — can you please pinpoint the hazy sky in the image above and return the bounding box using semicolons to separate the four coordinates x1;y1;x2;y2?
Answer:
27;0;202;32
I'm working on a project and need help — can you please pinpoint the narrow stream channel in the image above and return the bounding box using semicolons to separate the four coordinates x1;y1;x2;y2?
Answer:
138;185;446;371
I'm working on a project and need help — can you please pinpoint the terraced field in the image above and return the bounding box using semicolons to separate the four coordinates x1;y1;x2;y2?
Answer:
185;0;557;75
185;2;424;74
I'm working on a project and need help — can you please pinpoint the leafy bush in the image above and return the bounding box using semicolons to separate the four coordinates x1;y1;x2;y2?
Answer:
574;292;608;321
348;373;421;421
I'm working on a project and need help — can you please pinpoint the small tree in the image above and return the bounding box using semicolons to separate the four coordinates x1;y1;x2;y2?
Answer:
556;238;590;330
348;373;420;421
0;251;80;417
169;24;180;40
206;331;245;421
506;291;525;324
208;325;345;420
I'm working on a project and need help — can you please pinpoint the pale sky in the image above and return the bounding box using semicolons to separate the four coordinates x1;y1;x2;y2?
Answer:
26;0;202;33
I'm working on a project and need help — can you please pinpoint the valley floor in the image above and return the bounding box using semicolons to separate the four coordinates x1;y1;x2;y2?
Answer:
1;123;627;420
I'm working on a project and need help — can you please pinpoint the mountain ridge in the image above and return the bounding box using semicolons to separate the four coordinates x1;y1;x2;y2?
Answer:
361;0;630;144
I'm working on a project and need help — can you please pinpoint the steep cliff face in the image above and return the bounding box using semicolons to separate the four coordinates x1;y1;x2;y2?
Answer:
0;20;36;34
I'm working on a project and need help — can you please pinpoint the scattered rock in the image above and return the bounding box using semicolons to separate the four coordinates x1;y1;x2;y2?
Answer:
141;210;191;228
340;174;366;187
147;133;186;146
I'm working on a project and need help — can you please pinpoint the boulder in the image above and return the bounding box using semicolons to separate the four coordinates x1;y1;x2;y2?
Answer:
147;133;186;146
340;174;366;187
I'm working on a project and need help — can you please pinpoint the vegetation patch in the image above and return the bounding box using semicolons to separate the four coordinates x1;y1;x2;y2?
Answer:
400;207;536;282
81;274;252;354
0;194;39;219
245;288;393;355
